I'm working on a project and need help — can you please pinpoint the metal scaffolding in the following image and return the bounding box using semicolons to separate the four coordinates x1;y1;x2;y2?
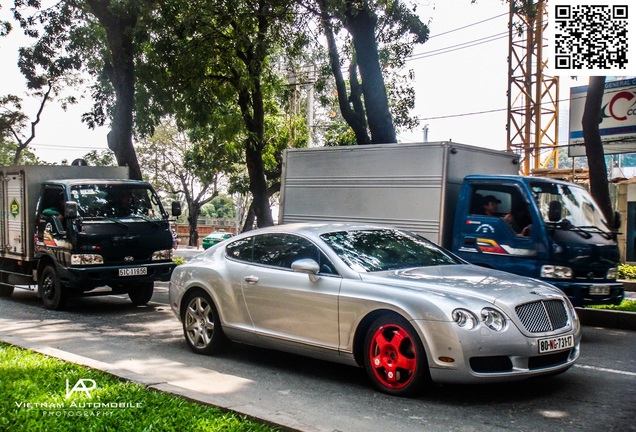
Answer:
507;0;559;175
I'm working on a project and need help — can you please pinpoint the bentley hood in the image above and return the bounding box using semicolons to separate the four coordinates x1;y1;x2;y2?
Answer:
359;264;566;307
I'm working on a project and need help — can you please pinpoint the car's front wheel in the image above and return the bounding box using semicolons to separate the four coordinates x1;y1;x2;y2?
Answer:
182;290;229;354
363;315;429;396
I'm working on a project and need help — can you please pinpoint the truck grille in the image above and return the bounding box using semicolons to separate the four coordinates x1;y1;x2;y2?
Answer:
515;300;569;333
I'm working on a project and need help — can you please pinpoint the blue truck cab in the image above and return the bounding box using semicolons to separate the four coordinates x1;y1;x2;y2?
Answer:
452;175;624;306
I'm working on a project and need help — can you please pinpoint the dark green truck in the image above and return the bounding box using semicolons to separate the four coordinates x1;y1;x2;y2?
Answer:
0;165;181;309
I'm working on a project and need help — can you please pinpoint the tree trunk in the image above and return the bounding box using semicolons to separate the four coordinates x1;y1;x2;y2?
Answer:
320;8;370;144
582;76;614;225
87;0;142;180
344;7;397;144
187;201;201;247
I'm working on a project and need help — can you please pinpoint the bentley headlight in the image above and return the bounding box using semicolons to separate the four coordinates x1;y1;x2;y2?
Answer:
481;308;506;332
71;254;104;265
152;249;173;260
452;309;478;330
541;265;573;279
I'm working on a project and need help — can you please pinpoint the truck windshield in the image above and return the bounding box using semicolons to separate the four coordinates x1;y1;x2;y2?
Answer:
530;182;609;231
70;184;166;221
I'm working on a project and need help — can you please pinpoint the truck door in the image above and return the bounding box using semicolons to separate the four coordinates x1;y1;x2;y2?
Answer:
453;183;539;277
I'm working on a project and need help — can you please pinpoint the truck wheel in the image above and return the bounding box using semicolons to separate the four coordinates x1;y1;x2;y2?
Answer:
128;282;154;305
0;272;14;297
38;264;68;310
182;290;229;354
363;315;430;396
0;284;14;297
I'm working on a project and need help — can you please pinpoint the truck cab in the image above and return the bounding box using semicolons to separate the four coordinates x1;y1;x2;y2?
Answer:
452;175;624;306
32;180;181;309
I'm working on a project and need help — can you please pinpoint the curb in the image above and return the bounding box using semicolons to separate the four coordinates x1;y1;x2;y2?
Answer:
575;308;636;330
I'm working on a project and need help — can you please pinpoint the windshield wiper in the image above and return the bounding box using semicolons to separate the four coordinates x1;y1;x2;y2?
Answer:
85;215;130;228
130;213;161;227
577;225;613;240
547;220;592;239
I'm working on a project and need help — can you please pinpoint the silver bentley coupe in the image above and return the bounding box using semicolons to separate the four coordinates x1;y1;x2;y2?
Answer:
169;223;581;396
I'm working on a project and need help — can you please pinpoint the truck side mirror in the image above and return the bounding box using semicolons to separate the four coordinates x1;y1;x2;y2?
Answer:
548;200;562;222
171;201;182;217
64;201;79;219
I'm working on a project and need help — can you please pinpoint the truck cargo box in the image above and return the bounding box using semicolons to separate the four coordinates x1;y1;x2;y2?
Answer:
279;142;519;246
1;165;128;260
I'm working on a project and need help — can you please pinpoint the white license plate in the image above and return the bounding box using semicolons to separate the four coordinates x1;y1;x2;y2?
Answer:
539;335;574;353
589;285;610;295
119;267;148;277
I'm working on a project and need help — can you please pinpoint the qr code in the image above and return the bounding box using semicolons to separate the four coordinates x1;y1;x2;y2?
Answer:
547;0;635;76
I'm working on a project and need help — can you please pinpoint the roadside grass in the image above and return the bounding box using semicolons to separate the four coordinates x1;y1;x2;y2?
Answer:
586;299;636;312
0;343;279;432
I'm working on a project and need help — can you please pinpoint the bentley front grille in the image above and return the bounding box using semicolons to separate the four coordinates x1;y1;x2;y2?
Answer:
515;300;569;333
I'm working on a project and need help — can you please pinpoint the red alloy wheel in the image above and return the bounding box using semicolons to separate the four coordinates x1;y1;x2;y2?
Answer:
368;323;418;390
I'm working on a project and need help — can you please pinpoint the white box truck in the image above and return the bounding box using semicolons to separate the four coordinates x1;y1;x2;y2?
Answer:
279;142;624;306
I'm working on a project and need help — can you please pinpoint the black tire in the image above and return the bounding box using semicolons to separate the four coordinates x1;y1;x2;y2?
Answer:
128;282;154;305
182;290;229;355
0;272;13;297
0;285;14;297
363;314;430;397
38;264;68;310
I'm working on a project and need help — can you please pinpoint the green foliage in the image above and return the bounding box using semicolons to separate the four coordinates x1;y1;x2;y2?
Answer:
201;195;236;219
0;140;41;165
617;263;636;280
587;299;636;312
0;343;278;432
80;150;117;166
172;257;186;266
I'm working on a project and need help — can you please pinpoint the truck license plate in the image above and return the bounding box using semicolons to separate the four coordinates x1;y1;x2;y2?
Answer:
589;285;610;295
538;335;574;353
119;267;148;277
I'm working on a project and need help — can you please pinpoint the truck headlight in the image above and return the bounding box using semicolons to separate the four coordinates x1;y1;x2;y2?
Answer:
481;308;506;332
606;268;617;279
541;265;573;279
71;254;104;265
152;249;173;260
452;309;478;330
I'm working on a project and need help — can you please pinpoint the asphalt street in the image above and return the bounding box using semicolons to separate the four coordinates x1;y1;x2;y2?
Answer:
1;247;634;432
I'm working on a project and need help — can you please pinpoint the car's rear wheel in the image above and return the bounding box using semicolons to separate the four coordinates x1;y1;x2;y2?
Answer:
363;315;429;396
38;264;68;310
182;290;229;354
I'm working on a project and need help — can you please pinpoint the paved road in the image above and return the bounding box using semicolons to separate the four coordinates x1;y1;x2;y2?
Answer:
1;282;635;432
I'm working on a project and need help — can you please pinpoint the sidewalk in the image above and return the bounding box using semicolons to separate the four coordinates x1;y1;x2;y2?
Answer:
574;281;636;330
